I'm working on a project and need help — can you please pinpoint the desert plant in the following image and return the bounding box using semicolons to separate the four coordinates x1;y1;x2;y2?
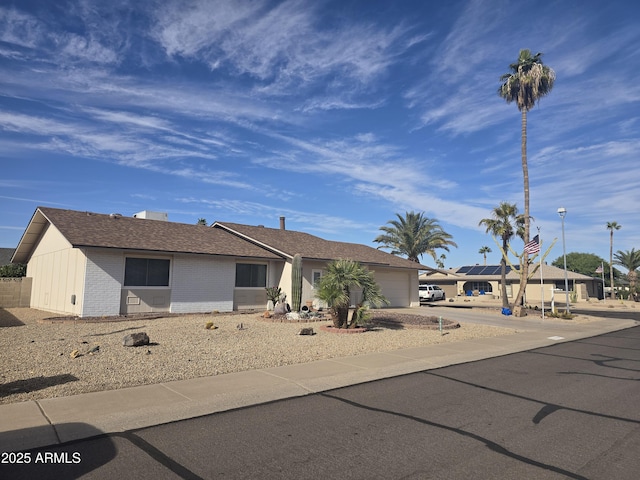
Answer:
547;310;575;320
606;222;621;299
315;259;388;328
479;202;525;309
374;211;457;263
265;286;284;306
291;254;303;312
614;248;640;297
499;49;555;313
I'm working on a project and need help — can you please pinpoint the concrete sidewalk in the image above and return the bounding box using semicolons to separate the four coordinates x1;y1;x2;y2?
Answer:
1;315;637;453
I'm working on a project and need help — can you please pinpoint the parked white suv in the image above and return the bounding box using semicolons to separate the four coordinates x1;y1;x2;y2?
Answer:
419;284;445;303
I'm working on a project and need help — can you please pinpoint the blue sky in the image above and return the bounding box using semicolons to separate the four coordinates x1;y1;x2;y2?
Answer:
1;0;638;269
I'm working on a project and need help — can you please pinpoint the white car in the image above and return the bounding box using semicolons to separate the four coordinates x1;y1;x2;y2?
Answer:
419;284;446;303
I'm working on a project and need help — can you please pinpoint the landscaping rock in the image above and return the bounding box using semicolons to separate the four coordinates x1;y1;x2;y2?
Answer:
122;332;150;347
274;303;288;315
298;327;315;336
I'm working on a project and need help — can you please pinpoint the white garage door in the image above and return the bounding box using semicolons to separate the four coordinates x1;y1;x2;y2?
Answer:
374;270;410;307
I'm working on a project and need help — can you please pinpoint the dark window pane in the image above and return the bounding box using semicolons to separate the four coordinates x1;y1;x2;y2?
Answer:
124;258;147;286
236;264;252;287
254;264;266;287
147;259;170;286
235;264;267;287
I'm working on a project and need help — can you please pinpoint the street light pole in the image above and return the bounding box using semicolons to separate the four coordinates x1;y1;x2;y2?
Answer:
557;207;570;314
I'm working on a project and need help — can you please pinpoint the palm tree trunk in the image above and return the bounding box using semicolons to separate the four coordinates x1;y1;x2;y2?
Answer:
609;231;616;299
332;307;349;328
512;109;530;316
629;271;637;300
500;239;509;309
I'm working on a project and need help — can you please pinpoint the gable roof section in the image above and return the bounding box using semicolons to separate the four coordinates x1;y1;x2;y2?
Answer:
12;207;281;264
214;221;428;270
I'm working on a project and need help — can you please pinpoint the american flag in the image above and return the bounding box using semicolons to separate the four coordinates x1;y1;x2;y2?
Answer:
595;264;603;274
524;235;540;254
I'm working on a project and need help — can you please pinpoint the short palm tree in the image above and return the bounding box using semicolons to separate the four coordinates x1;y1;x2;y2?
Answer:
499;49;555;311
479;246;492;265
315;259;388;328
479;202;525;308
606;222;621;299
374;212;457;264
196;218;208;226
613;248;640;300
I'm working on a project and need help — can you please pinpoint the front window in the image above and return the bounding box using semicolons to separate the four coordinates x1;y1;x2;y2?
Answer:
124;258;170;286
236;264;267;287
312;269;323;288
462;281;492;293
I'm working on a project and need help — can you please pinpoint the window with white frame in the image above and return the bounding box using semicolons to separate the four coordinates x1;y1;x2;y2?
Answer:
312;269;323;288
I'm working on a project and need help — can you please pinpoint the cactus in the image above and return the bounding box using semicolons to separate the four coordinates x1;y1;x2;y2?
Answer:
291;254;303;312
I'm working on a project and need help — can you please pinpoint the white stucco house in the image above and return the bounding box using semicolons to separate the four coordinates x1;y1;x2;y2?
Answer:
11;207;427;317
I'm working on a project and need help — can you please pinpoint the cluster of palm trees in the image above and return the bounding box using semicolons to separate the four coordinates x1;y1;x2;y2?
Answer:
313;211;456;329
320;50;557;318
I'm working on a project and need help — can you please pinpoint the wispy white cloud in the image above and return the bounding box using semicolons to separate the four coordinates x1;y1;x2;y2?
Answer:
176;196;372;236
151;0;411;98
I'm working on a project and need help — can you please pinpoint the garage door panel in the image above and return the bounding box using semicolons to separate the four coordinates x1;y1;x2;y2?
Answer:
374;271;409;307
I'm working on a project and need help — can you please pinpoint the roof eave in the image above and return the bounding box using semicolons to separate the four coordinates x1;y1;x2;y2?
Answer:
11;207;50;264
212;222;290;259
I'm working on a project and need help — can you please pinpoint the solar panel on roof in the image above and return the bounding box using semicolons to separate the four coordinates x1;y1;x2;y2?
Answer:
458;265;512;275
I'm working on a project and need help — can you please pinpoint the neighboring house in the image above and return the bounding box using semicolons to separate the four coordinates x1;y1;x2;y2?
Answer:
0;248;15;267
11;207;426;317
421;264;603;303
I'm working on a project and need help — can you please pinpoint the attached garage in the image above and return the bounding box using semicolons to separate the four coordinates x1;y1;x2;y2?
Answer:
373;269;415;307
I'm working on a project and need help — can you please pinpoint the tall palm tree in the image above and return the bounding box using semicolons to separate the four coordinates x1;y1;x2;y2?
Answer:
613;248;640;300
196;218;208;226
479;246;492;265
374;211;457;263
499;49;555;312
606;222;621;299
479;202;525;309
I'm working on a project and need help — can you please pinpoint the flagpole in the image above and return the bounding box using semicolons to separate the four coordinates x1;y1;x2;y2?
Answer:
539;227;544;319
601;262;606;303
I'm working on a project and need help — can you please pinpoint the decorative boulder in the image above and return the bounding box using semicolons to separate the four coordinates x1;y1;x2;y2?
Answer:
274;302;288;315
298;327;315;336
123;332;150;347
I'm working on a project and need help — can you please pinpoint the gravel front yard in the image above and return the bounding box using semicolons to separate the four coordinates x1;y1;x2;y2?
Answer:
0;307;518;405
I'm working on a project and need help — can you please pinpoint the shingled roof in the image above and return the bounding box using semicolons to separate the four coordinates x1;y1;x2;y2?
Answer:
13;207;429;271
0;248;15;265
214;222;427;270
12;207;281;264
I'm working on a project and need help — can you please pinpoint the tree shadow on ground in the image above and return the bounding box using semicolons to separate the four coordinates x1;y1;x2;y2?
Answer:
0;308;25;327
0;374;79;398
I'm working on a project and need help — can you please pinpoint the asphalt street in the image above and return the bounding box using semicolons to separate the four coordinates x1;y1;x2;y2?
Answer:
3;325;639;480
